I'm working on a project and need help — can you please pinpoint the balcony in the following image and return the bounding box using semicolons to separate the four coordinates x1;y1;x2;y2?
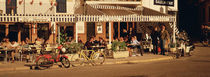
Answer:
86;0;142;5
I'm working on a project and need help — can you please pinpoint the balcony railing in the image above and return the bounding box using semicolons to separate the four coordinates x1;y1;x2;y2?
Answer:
86;0;142;5
0;14;175;22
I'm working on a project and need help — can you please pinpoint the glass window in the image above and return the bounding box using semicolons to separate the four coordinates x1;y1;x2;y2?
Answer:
6;0;17;14
56;0;67;13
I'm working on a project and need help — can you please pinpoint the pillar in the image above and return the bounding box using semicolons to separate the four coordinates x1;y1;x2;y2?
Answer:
132;22;135;29
126;22;129;31
5;24;9;37
57;24;61;44
31;23;37;43
118;22;120;38
109;22;113;44
48;22;53;44
18;24;21;43
173;22;176;44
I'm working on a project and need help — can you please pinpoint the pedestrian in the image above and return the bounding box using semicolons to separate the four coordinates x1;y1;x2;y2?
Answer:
151;26;159;55
159;25;170;55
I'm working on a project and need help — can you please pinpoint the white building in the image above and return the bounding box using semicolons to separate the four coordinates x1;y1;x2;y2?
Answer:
0;0;178;44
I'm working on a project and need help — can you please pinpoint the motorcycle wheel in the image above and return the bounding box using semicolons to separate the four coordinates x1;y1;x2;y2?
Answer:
61;57;70;68
36;57;52;70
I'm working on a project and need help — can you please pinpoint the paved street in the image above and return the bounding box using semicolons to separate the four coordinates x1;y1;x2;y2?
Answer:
0;46;210;77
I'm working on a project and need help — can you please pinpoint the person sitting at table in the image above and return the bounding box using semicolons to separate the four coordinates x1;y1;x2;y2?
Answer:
128;36;141;56
35;37;42;45
98;37;106;46
78;36;83;44
92;36;98;45
1;38;12;48
25;37;30;44
132;36;143;56
85;37;94;50
11;41;20;63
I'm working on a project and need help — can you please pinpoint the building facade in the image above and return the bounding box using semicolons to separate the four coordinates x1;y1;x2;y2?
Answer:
0;0;178;44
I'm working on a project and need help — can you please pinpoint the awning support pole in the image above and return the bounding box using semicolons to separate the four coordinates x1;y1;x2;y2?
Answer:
58;25;60;44
76;23;78;43
173;21;176;44
109;22;112;44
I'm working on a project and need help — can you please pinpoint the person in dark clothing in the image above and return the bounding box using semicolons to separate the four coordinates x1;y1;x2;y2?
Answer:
98;37;106;46
85;37;94;50
151;26;159;55
201;24;209;46
159;25;170;55
128;27;135;42
122;29;128;38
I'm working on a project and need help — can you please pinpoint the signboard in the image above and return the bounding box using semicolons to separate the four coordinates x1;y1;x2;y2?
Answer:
76;22;85;33
97;22;103;33
154;0;174;6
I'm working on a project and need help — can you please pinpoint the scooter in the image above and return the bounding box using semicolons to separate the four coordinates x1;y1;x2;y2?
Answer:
35;45;70;70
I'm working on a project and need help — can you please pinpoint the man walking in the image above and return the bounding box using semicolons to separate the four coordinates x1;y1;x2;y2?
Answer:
159;25;170;55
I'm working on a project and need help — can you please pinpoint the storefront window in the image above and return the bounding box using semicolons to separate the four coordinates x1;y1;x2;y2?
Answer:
37;23;49;41
6;0;17;14
0;25;5;41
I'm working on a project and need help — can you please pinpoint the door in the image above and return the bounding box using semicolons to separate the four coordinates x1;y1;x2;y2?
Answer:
87;22;95;41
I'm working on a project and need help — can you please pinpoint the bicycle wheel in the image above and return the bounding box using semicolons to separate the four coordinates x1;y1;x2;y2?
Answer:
61;57;70;68
70;54;85;67
91;52;106;66
36;57;52;70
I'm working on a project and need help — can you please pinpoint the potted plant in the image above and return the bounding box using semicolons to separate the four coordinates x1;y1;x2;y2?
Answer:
64;43;84;61
111;41;129;58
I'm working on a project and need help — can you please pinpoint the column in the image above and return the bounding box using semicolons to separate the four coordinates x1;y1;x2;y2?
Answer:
75;23;78;43
53;23;58;44
132;22;135;28
5;24;9;37
109;22;113;44
173;22;176;44
18;24;21;43
31;24;37;43
118;22;120;38
127;22;129;31
57;24;61;44
48;23;53;43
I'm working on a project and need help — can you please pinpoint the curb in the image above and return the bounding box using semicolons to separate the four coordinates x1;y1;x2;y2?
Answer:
104;57;172;65
0;57;172;72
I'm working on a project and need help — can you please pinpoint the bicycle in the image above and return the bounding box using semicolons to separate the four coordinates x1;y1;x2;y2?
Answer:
70;50;106;66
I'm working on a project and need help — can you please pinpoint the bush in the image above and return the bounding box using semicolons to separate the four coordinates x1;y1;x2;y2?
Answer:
64;43;84;54
111;41;127;52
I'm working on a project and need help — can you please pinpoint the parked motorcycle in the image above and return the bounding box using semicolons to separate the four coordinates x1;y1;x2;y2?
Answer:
176;31;195;57
35;45;70;70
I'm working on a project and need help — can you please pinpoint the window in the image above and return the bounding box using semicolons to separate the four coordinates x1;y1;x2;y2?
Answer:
6;0;17;14
56;0;67;13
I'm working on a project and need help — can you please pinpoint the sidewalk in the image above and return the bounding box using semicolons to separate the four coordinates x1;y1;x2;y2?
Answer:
0;54;172;72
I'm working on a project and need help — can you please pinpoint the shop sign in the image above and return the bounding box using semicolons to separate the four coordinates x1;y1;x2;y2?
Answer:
154;0;174;6
97;22;103;33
